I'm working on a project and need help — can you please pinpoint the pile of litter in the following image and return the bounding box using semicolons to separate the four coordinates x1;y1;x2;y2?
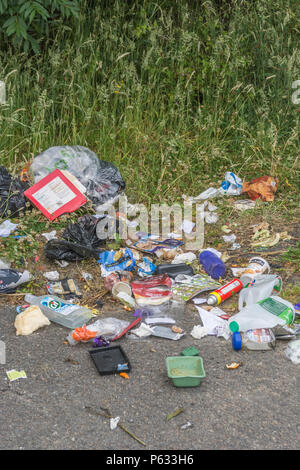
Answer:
1;150;299;435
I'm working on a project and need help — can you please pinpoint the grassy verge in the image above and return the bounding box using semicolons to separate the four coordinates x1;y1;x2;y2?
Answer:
0;0;299;208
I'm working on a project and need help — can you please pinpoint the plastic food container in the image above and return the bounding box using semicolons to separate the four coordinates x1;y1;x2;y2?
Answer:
166;356;206;387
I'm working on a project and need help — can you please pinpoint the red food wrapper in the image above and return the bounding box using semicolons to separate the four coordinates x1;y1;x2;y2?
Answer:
242;176;279;202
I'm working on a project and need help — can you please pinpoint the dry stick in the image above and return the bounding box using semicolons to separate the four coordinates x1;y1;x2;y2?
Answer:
84;406;146;447
227;250;286;259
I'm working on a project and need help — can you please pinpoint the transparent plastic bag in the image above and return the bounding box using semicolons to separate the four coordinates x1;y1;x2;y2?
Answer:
66;317;130;345
30;146;125;209
285;340;300;364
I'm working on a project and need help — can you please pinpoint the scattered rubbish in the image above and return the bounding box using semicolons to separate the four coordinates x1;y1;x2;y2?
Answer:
41;231;57;241
190;325;208;339
251;230;280;248
229;296;295;333
0;166;29;218
54;260;69;268
0;269;32;294
30;145;125;210
166;356;206;387
137;257;156;277
181;346;199;357
172;274;221;302
82;272;93;281
25;293;94;329
240;257;270;286
65;357;80;365
221;225;232;234
132;237;183;257
131;274;172;306
6;370;27;382
219;172;243;196
242;328;276;350
44;215;106;261
85;405;146;447
226;362;242;370
242;176;278;202
196;306;231;340
156;263;194;279
294;303;300;316
181;422;192;430
151;325;185;340
171;252;196;264
93;336;110;348
209;307;230;320
129;322;153;338
120;372;130;379
285;340;300;365
98;248;136;275
166;408;185;421
0;219;18;237
89;345;131;375
47;278;82;298
199;250;226;279
232;331;242;351
67;317;130;345
111;318;141;341
222;234;236;244
14;305;50;336
207;279;243;306
192;297;207;305
229;243;241;251
24;169;87;220
104;271;133;292
110;417;120;430
238;274;282;310
181;219;195;234
234;199;256;211
43;271;60;281
172;325;183;334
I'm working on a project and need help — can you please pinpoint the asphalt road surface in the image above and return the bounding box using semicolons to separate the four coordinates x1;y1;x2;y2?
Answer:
0;305;298;451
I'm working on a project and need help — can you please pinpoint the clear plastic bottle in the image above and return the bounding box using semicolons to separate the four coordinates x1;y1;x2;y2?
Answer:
24;294;93;329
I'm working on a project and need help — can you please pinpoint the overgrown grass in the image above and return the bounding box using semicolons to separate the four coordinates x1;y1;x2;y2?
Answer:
0;0;299;207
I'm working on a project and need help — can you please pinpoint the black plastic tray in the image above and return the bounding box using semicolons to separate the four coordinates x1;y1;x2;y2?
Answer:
89;345;131;376
156;263;194;279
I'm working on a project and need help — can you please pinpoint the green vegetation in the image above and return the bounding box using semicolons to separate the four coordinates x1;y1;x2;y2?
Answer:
0;0;299;209
0;0;79;52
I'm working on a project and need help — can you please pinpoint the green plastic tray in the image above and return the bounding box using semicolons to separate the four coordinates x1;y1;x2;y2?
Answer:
166;356;206;387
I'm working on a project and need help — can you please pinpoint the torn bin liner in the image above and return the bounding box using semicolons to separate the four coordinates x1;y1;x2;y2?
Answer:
30;146;125;208
0;269;32;294
44;215;107;261
0;166;30;217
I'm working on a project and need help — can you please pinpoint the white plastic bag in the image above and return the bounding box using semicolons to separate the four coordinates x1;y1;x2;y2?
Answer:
238;274;282;310
285;340;300;364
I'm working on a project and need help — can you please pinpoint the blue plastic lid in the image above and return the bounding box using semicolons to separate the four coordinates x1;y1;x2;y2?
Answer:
232;332;242;351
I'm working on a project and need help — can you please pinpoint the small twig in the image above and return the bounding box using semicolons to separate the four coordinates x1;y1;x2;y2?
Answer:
84;406;146;447
227;250;287;259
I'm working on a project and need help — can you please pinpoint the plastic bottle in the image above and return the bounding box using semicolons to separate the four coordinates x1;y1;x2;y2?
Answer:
199;250;226;279
24;294;93;329
240;257;270;286
207;279;243;305
229;296;295;333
